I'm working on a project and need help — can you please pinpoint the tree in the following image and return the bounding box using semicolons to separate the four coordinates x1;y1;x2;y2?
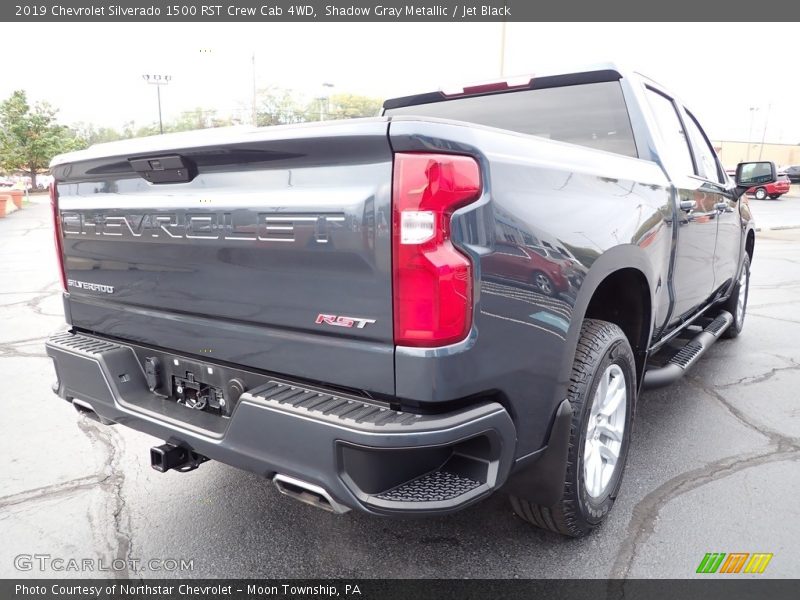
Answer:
0;90;79;187
303;93;382;122
256;87;308;126
326;93;382;120
72;122;128;147
254;88;383;126
168;108;233;132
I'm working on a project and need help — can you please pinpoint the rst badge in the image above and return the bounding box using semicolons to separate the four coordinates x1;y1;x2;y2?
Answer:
315;314;376;329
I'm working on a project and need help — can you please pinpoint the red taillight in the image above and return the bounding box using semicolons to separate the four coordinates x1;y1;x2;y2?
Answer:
392;153;481;347
50;182;67;292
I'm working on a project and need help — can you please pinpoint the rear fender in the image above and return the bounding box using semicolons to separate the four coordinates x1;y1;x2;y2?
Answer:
556;246;657;396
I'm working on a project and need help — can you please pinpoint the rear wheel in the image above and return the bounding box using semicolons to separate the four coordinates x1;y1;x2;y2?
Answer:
722;254;750;339
754;187;767;200
510;319;635;537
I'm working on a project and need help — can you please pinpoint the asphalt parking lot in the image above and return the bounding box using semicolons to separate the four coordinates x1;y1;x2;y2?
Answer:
1;193;798;579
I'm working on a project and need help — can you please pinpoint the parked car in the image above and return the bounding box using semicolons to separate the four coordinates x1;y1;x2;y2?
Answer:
780;165;800;183
747;174;790;199
46;63;762;538
483;241;571;296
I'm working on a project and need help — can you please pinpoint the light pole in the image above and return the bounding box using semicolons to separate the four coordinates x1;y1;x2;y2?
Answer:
746;107;758;160
320;83;334;121
142;74;172;134
758;103;772;160
251;52;258;126
499;20;507;77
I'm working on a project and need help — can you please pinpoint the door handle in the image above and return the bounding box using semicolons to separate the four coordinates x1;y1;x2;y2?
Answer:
679;200;696;212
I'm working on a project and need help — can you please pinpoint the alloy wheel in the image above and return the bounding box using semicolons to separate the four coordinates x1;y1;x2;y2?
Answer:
736;264;748;329
583;363;627;499
534;273;553;295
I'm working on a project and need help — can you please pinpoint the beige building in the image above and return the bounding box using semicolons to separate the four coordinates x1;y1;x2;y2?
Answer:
713;141;800;168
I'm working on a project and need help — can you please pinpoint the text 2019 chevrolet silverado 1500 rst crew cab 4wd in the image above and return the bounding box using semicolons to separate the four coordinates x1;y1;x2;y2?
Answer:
46;65;773;537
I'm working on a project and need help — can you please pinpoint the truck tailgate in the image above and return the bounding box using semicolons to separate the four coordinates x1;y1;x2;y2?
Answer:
52;120;395;395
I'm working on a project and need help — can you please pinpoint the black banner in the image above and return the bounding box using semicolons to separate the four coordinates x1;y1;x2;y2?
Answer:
4;580;800;600
4;0;800;22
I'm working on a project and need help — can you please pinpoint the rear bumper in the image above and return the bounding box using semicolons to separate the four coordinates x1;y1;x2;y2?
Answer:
46;331;517;515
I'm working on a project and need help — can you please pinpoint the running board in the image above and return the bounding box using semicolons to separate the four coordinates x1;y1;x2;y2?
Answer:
643;311;733;390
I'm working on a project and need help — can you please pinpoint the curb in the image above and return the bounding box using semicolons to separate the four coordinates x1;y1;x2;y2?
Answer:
755;225;800;232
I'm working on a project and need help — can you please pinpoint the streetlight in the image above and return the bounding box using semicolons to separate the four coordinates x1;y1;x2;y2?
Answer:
142;74;172;134
499;20;507;77
320;83;334;121
758;103;772;160
746;107;758;160
251;52;258;126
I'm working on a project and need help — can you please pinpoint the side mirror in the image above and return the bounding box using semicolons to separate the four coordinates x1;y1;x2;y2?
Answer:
735;161;777;188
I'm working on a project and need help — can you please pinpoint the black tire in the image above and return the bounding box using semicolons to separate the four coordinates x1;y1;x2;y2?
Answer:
722;253;750;339
754;187;767;200
531;270;556;296
510;319;636;537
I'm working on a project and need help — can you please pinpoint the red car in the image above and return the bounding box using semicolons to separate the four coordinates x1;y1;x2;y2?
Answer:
483;242;572;296
747;175;790;200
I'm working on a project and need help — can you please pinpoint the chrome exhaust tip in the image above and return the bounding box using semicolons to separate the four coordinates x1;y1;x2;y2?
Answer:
273;474;350;514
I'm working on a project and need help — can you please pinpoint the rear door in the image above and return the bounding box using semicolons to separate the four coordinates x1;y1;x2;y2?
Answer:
53;120;396;395
644;87;717;322
682;108;740;293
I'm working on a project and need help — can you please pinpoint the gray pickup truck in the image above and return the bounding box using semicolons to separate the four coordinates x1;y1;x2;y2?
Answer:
46;64;774;537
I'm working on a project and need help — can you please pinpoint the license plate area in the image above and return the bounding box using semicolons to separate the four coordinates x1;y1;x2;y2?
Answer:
172;372;225;415
142;353;243;419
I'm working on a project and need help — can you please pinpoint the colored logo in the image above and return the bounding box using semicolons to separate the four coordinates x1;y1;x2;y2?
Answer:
696;552;773;574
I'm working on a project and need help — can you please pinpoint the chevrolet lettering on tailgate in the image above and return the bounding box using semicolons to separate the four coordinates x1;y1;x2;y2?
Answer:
60;211;346;243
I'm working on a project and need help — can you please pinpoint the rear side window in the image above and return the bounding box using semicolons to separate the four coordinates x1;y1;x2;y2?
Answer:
684;111;723;183
644;89;695;176
384;81;637;158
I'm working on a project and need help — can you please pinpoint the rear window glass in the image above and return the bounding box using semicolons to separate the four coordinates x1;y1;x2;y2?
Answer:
384;81;637;158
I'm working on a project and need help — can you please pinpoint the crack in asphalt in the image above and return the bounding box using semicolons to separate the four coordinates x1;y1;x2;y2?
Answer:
0;291;50;295
0;335;53;359
19;219;48;235
0;416;134;580
0;335;49;345
717;359;800;389
748;299;800;309
747;312;800;326
611;375;800;578
76;417;133;579
611;448;800;579
0;475;108;510
0;211;47;236
2;207;133;575
12;289;60;317
689;377;798;445
0;351;49;358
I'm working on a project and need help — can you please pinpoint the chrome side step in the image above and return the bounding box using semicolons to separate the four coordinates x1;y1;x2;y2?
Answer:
643;311;733;390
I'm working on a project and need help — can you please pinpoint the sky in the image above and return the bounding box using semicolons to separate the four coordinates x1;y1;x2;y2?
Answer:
1;22;798;144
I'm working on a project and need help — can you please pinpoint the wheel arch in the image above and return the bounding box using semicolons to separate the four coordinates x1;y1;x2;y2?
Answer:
745;228;755;262
557;246;656;394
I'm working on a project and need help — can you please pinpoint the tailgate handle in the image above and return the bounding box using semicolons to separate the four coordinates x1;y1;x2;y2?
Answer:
129;154;196;184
